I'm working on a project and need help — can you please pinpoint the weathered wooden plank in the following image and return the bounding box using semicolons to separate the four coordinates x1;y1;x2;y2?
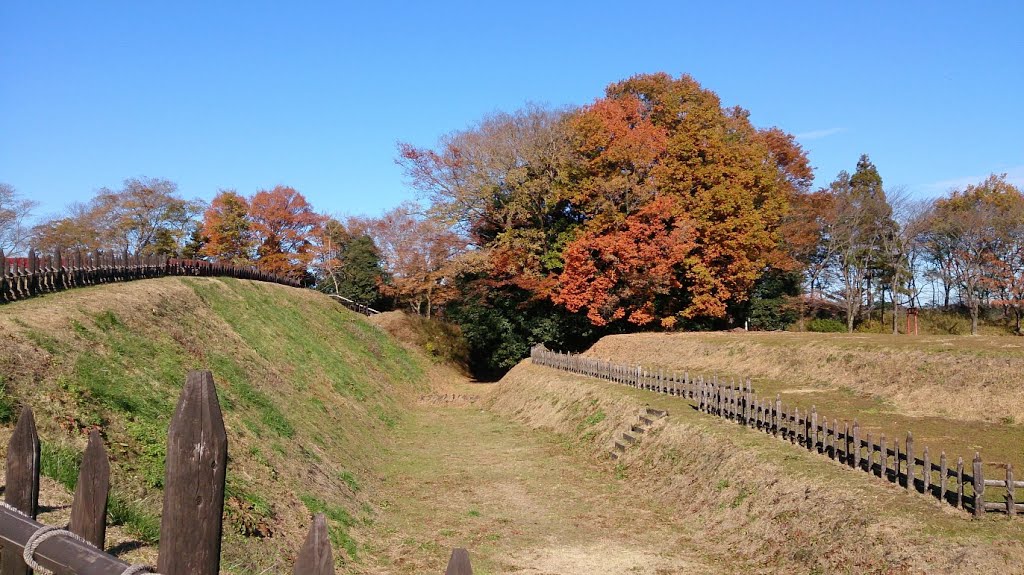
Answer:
866;433;874;474
939;451;948;503
292;514;333;575
972;453;984;517
842;421;850;466
2;406;41;575
852;420;861;470
1007;464;1015;517
0;505;135;575
445;548;473;575
906;432;915;492
956;456;965;509
69;430;110;549
922;446;931;497
157;371;228;575
773;395;781;438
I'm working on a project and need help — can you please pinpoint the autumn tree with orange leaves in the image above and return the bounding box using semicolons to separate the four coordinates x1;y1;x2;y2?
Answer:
201;190;254;264
398;73;813;374
248;186;323;280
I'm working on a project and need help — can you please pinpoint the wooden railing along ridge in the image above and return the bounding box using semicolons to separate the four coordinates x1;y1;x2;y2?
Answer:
0;248;301;304
530;344;1023;518
326;295;381;316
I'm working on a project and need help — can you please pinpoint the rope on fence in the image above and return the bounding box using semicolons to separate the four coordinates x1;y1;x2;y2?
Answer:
0;500;159;575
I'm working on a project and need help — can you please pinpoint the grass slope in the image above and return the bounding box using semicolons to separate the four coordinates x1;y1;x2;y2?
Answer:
0;277;425;573
491;362;1024;574
585;331;1024;484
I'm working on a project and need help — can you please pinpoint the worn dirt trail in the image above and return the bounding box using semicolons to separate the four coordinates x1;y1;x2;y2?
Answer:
366;383;721;575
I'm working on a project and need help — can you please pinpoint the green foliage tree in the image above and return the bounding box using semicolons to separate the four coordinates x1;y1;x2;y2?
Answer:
331;235;388;308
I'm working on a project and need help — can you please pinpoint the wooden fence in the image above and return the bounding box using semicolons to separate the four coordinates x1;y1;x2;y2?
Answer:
0;248;301;304
326;295;380;316
530;344;1023;518
0;371;473;574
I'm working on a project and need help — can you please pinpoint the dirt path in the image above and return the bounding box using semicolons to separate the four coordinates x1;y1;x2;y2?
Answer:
365;385;721;575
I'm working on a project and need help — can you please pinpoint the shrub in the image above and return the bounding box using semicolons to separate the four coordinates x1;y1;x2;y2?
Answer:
807;318;847;333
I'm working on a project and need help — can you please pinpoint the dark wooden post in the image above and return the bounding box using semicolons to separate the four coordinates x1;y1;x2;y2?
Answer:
293;514;333;575
69;430;110;549
27;249;38;297
773;395;781;437
791;407;799;445
445;548;473;575
906;432;915;491
157;371;228;575
939;451;948;503
1007;464;1016;516
842;421;850;466
972;453;984;517
866;433;873;473
852;420;860;470
956;456;965;509
922;446;931;497
879;435;887;479
2;407;40;575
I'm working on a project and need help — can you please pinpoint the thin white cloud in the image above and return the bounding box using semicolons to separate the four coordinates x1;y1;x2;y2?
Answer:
921;165;1024;194
794;127;845;141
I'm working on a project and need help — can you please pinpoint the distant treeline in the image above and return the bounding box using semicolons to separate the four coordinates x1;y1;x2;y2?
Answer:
3;72;1021;378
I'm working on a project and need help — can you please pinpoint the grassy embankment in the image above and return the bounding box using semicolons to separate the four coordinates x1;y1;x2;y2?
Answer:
583;332;1024;477
490;359;1024;574
0;277;425;573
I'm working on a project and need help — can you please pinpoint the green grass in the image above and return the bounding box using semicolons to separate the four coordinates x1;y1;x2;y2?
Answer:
1;277;430;573
339;470;360;492
0;377;17;425
40;442;161;543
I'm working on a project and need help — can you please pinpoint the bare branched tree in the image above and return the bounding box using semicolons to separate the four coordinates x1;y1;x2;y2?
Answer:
0;182;37;255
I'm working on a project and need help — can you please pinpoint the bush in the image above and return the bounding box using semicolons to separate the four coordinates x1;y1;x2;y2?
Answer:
807;318;847;333
405;315;471;370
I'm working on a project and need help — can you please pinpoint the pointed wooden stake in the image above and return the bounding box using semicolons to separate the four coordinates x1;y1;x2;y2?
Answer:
158;371;228;575
2;406;40;575
69;430;111;549
293;513;334;575
445;548;473;575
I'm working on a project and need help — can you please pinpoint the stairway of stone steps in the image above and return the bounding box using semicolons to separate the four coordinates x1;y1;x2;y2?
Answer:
610;406;668;460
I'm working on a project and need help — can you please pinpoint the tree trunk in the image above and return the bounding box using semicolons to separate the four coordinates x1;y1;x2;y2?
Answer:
847;302;856;333
892;290;900;335
970;300;979;335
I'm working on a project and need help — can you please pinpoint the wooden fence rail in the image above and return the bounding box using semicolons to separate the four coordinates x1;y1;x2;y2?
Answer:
0;248;301;304
0;371;471;573
530;344;752;399
326;295;381;316
531;344;1021;518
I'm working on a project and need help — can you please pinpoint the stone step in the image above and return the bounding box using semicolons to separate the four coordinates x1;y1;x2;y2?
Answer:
613;441;626;451
609;451;619;460
631;425;645;434
622;432;637;444
645;407;668;418
639;415;656;426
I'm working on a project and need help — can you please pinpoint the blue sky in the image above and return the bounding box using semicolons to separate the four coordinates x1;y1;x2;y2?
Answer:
2;2;1022;221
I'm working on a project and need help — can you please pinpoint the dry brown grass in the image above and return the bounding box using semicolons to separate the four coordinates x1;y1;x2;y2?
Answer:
580;331;1024;481
490;362;1024;574
586;331;1024;424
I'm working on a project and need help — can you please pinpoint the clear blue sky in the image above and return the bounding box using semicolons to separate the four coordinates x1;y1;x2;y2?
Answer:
2;2;1022;221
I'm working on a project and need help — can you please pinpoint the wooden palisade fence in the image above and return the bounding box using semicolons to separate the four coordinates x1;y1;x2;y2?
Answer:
0;371;472;574
531;344;1023;518
0;248;301;304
